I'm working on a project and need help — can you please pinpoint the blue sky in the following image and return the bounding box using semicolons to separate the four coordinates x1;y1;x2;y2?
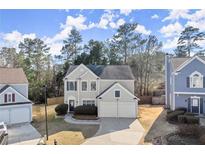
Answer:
0;9;205;56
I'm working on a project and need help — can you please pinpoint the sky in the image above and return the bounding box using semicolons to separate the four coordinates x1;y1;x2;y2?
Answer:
0;9;205;56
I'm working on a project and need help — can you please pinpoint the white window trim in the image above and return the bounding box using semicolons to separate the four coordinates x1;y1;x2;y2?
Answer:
67;80;77;91
82;99;96;106
190;96;200;113
6;92;12;103
90;80;97;92
114;89;121;98
190;71;203;88
81;80;88;92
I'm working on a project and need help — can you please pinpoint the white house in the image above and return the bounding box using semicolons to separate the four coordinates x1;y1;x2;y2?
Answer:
0;68;32;124
64;64;139;118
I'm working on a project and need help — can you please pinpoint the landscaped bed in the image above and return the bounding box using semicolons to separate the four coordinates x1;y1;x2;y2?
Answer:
72;115;99;120
32;104;99;145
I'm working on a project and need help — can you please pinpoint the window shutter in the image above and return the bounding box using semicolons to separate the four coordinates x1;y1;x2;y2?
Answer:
200;98;203;114
12;93;15;102
187;98;191;112
67;82;69;91
75;81;77;91
187;77;190;88
203;77;205;88
4;94;7;103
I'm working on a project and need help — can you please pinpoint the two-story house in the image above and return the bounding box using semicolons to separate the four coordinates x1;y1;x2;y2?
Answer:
0;68;32;124
64;64;139;118
165;54;205;114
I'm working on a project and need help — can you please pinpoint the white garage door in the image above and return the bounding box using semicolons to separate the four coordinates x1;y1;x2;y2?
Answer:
99;101;136;118
0;106;31;124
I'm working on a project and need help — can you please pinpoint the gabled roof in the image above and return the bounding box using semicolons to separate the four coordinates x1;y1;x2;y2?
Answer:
0;68;28;84
0;85;31;102
66;64;135;80
171;56;205;71
96;82;139;100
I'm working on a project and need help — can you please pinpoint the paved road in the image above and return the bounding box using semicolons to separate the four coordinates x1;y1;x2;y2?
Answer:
8;123;41;145
83;118;145;145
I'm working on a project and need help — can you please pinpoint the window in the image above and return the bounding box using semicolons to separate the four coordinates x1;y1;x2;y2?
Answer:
82;81;87;91
67;81;77;91
91;81;97;91
83;100;95;106
115;90;120;98
190;71;203;88
4;93;15;103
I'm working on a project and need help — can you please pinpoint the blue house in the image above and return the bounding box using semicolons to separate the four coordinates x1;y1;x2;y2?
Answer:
165;54;205;114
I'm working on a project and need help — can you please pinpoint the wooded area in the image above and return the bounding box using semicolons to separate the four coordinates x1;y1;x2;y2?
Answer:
0;23;166;103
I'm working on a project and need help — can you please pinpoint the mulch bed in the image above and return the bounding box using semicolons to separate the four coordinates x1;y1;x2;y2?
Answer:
72;115;99;120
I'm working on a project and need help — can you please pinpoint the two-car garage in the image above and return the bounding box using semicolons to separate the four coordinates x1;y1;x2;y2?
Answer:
98;101;137;118
0;104;32;124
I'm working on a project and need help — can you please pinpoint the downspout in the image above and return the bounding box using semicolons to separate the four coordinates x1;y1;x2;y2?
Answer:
78;78;80;106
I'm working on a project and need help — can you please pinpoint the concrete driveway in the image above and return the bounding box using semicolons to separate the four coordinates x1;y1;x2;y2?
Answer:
83;118;145;145
8;123;41;145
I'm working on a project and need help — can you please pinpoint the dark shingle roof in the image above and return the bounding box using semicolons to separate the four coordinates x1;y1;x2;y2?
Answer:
0;85;10;94
65;65;135;80
171;56;205;71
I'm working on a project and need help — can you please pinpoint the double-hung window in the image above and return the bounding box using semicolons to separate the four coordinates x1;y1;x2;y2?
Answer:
90;81;97;91
83;100;95;106
4;93;15;103
82;81;87;91
67;81;77;91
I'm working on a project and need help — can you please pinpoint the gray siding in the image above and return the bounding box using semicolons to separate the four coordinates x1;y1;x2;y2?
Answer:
175;58;205;92
0;87;29;104
0;84;28;97
175;94;205;113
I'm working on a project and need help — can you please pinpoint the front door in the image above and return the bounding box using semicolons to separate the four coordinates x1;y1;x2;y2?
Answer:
69;100;75;112
192;98;200;114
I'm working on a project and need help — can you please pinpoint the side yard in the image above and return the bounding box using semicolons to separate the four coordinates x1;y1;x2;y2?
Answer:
138;104;177;144
32;104;99;145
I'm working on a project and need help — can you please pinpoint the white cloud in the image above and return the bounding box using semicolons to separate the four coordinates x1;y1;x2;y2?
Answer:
61;14;88;31
120;9;132;16
109;18;125;29
151;14;159;19
162;10;190;22
160;22;183;38
163;37;178;50
135;25;151;35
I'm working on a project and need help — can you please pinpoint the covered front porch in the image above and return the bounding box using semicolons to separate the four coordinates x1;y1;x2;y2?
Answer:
175;93;205;115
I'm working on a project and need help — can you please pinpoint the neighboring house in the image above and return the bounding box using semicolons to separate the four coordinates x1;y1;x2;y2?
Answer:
0;68;32;124
64;64;139;118
165;55;205;114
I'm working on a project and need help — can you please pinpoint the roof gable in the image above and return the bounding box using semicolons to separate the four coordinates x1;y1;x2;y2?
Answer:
175;56;205;72
65;64;135;80
96;82;139;100
0;68;28;84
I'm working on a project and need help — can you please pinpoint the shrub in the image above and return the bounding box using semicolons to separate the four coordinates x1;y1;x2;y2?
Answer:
74;105;97;115
178;115;187;123
167;109;173;114
199;135;205;144
178;124;199;136
184;112;195;116
186;116;199;124
55;104;68;115
166;110;185;121
175;107;187;112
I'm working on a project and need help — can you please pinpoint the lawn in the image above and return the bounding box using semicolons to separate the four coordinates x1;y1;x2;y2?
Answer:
32;104;99;145
138;104;164;144
138;104;163;132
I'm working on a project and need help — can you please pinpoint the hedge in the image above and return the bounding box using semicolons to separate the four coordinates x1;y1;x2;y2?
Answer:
178;114;199;124
74;105;97;115
175;107;187;112
55;104;68;115
166;110;185;121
